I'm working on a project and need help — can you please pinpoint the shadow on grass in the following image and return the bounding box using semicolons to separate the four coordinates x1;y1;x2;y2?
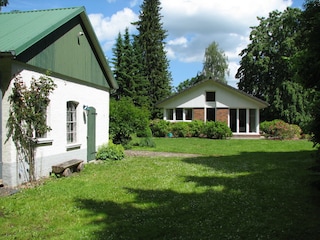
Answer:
75;150;320;240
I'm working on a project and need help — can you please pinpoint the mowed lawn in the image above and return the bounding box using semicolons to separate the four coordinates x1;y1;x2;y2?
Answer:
1;139;320;239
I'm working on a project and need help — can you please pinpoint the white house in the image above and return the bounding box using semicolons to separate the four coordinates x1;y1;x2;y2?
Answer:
157;79;269;137
0;7;118;187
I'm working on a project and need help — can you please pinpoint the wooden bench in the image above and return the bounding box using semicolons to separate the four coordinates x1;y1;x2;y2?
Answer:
52;159;84;177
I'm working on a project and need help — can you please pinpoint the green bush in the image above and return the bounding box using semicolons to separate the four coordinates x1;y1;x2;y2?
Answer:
260;120;302;139
138;137;156;148
171;122;190;137
96;142;125;161
203;121;232;139
150;119;171;137
110;98;150;146
188;120;205;137
136;126;153;138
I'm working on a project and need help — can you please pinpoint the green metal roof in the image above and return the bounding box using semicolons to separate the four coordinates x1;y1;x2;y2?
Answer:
0;7;118;89
0;7;84;55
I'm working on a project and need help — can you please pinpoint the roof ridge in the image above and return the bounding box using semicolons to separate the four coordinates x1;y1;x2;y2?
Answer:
0;6;84;15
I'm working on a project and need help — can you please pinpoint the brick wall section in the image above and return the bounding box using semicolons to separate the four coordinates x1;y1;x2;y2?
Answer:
216;108;229;124
193;108;204;121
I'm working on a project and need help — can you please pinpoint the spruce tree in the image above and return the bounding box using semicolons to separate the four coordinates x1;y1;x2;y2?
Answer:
134;0;172;119
112;29;150;108
111;32;126;100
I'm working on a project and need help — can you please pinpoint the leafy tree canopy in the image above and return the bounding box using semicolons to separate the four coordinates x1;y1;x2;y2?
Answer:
202;41;229;83
236;7;316;130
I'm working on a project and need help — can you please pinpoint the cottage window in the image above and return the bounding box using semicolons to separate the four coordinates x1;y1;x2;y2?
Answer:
206;108;216;121
67;101;78;143
185;109;193;120
230;109;237;132
206;92;216;102
239;109;246;132
176;108;183;120
249;109;257;133
166;109;174;120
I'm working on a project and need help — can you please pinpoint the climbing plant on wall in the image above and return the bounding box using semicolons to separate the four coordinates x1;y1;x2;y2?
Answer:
6;73;56;182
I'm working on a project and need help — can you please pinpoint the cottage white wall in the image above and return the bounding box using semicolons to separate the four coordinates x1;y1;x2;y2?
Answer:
159;81;264;109
2;69;110;186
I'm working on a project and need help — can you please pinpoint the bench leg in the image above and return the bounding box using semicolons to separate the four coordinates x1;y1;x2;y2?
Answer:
77;162;84;172
62;168;72;177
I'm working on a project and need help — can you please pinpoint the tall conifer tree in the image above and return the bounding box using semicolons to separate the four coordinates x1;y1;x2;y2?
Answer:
134;0;172;118
112;29;149;108
111;32;125;100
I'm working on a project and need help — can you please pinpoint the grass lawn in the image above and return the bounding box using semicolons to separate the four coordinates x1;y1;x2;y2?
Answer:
0;139;320;239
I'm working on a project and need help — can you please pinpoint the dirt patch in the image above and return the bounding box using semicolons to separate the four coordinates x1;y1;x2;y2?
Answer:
125;150;201;158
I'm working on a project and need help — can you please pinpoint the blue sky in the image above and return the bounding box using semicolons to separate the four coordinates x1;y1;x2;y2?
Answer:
2;0;305;88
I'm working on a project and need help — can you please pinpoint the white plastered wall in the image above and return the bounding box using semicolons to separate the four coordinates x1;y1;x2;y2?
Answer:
2;68;110;186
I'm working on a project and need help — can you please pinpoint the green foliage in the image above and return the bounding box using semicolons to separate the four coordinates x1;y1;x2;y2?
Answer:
110;98;150;146
133;0;172;118
171;122;190;137
150;119;171;137
111;28;149;108
236;7;315;129
203;41;229;83
203;121;233;139
6;74;56;182
138;137;156;148
188;120;205;137
136;126;153;138
96;142;124;161
175;73;205;93
295;1;320;150
150;120;232;139
260;120;302;139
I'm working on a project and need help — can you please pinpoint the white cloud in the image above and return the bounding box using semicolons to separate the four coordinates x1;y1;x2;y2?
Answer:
88;0;293;86
89;8;138;52
160;0;293;83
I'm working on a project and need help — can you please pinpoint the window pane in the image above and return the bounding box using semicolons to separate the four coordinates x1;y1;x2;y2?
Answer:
185;109;193;120
67;101;78;143
230;109;237;132
206;92;216;102
166;109;173;120
249;109;256;133
176;108;183;120
239;109;246;133
206;108;215;121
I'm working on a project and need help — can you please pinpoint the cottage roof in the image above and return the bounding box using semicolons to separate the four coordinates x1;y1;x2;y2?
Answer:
157;78;269;108
0;7;118;89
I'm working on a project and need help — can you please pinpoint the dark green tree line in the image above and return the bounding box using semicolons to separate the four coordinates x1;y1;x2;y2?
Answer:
133;0;172;118
111;0;172;119
111;28;149;108
236;7;316;130
296;0;320;148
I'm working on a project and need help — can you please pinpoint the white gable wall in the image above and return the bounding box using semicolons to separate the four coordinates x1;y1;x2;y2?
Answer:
159;81;264;109
2;68;110;186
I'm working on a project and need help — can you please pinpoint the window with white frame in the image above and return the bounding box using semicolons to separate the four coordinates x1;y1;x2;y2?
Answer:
176;108;183;120
206;92;216;102
166;109;174;120
67;101;78;143
185;108;193;120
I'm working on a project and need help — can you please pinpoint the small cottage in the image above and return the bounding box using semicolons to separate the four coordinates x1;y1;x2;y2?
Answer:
0;7;118;186
157;79;268;137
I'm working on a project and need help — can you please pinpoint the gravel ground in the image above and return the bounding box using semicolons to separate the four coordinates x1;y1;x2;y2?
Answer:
125;150;201;158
